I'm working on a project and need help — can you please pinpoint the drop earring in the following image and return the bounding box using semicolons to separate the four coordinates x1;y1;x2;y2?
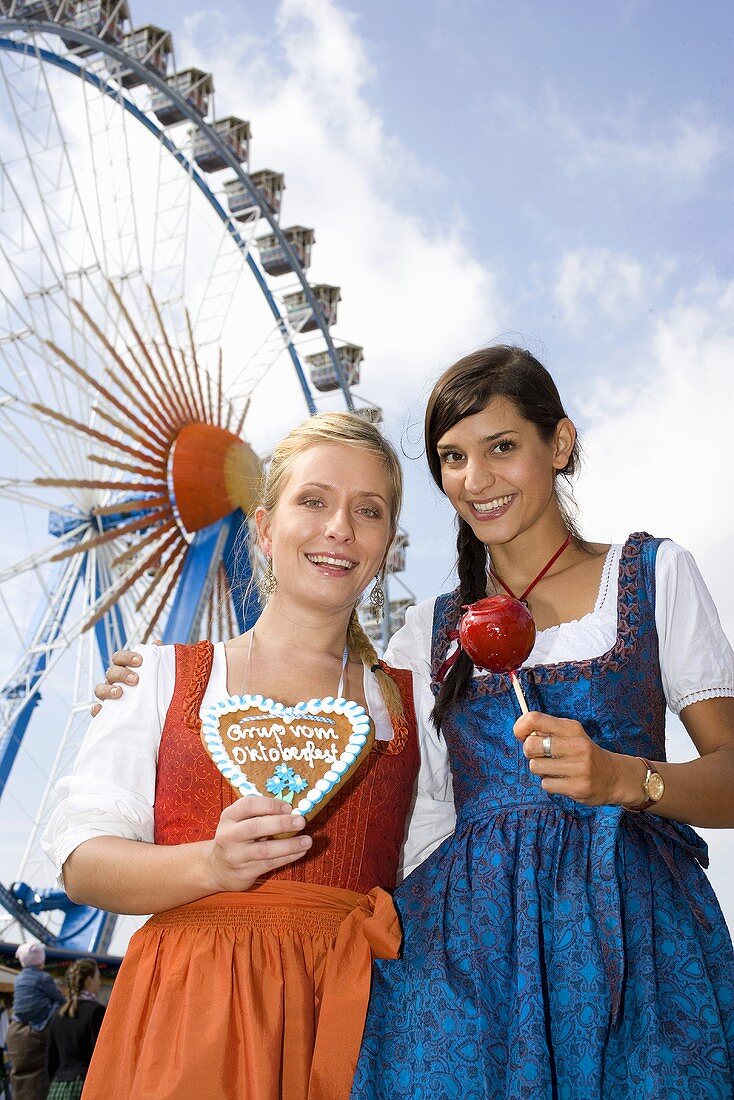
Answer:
261;558;277;600
368;576;385;619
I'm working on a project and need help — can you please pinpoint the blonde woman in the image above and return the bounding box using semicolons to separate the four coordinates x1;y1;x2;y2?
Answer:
43;413;434;1100
46;960;104;1100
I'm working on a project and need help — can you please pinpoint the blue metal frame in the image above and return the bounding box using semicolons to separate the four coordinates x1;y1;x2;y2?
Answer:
0;552;85;799
222;509;259;632
94;558;128;671
164;515;234;643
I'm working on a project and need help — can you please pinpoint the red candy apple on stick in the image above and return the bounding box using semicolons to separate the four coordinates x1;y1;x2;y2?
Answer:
459;595;536;714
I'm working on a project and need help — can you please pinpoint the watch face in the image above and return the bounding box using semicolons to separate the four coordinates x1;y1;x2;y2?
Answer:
647;772;665;802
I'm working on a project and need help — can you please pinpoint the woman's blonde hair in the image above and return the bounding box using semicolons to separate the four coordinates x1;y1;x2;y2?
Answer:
59;959;98;1018
256;412;404;718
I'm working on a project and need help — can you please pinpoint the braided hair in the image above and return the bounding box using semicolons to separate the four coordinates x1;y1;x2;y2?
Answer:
347;607;403;719
427;346;582;733
59;959;99;1018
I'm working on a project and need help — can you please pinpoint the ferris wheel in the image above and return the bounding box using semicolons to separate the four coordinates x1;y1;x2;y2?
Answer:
0;1;413;955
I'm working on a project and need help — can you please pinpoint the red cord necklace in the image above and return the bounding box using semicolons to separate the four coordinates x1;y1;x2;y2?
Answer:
489;530;573;603
436;530;573;684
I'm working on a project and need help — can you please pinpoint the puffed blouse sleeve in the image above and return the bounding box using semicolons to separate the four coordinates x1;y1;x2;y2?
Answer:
387;598;457;881
655;541;734;714
41;644;175;882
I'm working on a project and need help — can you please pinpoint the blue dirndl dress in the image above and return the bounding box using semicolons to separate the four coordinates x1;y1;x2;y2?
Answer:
353;533;734;1099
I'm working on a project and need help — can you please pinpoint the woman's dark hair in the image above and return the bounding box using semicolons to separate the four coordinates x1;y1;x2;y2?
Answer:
59;959;99;1018
427;345;581;733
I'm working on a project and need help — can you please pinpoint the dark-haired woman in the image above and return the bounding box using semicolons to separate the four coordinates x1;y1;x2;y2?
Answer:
46;960;105;1100
352;346;734;1098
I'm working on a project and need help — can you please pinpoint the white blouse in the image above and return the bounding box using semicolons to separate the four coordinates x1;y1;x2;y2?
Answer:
383;540;734;873
42;540;734;885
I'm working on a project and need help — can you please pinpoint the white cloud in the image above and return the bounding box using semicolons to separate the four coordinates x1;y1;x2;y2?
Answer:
176;0;502;416
577;274;734;599
570;111;724;188
576;277;734;923
554;246;675;327
489;91;726;197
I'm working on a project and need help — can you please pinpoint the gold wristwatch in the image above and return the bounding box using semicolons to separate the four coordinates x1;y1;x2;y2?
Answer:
628;757;665;812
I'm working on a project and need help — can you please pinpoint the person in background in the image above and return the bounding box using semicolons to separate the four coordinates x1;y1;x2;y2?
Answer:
6;942;64;1100
46;959;105;1100
0;996;11;1100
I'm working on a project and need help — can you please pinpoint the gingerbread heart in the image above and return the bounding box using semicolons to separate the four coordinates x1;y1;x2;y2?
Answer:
201;694;374;821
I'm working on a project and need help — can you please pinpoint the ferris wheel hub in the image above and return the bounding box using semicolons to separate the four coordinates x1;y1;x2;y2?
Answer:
169;423;261;534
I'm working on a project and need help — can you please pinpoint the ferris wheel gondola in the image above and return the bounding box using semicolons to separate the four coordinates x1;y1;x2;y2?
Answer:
0;1;413;955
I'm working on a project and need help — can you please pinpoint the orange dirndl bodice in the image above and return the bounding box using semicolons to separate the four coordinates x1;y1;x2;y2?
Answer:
83;642;419;1100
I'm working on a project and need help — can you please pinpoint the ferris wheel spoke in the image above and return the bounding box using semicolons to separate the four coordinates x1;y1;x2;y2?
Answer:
223;313;298;400
148;131;196;312
146;283;199;423
87;451;163;478
49;507;173;564
0;381;90;485
191;216;251;350
183;308;207;423
110;515;175;568
74;282;185;435
108;279;196;430
0;482;85;518
82;524;183;632
0;50;100;376
80;72;144;303
0;294;91;478
0;523;89;586
138;545;188;644
45;333;172;452
31;399;170;468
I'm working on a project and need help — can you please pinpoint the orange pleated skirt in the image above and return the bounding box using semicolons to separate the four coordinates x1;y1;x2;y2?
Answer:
82;880;400;1100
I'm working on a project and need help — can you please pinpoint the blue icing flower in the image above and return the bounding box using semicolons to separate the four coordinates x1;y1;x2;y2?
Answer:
266;774;286;795
289;773;308;794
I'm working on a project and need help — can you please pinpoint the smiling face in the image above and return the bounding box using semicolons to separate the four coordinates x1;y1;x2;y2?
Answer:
255;442;394;616
437;395;575;548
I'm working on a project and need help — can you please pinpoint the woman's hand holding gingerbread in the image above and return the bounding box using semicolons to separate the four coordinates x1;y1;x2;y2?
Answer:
514;711;635;807
204;795;312;893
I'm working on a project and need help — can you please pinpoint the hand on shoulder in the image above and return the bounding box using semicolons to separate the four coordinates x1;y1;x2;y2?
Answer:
90;641;162;717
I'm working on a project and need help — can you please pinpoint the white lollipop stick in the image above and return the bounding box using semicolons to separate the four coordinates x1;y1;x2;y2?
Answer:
510;671;529;715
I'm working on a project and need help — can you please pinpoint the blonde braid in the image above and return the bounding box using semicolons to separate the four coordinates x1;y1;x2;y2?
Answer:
59;959;98;1018
347;608;403;720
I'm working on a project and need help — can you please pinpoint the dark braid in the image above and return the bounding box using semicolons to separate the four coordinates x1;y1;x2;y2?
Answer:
59;959;98;1018
432;519;487;733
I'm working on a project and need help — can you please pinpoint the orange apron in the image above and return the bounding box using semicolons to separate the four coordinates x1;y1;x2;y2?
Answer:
83;880;401;1100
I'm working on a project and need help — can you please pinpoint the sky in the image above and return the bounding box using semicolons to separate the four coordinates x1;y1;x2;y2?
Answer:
1;0;733;938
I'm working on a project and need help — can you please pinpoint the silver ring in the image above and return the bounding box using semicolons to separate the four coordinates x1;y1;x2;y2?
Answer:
542;735;553;758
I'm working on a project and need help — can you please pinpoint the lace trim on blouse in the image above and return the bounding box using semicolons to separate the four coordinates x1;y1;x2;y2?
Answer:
432;532;653;694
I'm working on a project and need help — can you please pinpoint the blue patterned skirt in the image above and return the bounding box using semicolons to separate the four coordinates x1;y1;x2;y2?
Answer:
352;802;734;1099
